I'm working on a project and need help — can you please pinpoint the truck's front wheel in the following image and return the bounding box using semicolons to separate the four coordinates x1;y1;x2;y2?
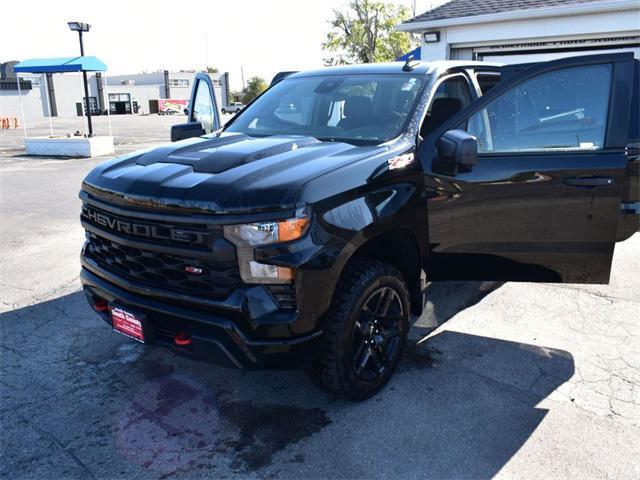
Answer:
310;259;410;400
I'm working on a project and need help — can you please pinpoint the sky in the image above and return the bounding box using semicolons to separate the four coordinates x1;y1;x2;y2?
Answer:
2;0;438;91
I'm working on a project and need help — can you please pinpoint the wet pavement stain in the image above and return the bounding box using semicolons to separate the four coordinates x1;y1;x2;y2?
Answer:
115;373;223;475
111;367;331;476
215;396;331;472
139;359;176;380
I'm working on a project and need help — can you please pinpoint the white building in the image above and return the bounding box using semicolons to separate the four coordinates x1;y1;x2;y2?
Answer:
0;63;229;124
105;71;229;116
397;0;640;63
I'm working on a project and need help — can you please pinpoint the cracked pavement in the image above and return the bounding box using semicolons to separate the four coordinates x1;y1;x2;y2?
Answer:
1;117;639;479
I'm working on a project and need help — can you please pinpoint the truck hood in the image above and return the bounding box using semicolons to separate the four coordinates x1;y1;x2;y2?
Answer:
82;132;386;214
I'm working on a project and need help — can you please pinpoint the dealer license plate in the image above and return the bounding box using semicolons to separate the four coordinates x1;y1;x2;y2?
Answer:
110;306;145;343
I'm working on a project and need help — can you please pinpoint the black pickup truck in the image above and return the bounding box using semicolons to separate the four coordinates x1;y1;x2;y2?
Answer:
80;53;639;399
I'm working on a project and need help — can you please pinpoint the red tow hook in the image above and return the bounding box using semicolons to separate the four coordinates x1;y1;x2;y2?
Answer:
94;300;109;312
174;332;192;346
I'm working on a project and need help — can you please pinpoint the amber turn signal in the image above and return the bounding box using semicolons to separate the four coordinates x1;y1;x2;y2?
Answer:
277;266;294;280
278;217;310;242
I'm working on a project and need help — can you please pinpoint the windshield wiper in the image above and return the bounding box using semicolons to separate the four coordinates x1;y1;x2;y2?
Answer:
315;136;378;146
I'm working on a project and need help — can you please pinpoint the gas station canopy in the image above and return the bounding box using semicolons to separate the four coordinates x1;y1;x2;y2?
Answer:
13;55;113;157
14;56;107;73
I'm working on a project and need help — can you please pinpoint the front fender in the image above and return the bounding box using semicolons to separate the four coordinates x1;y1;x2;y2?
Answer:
256;180;428;333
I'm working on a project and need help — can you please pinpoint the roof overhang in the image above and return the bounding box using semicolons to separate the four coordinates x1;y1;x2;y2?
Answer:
14;56;107;73
397;0;640;32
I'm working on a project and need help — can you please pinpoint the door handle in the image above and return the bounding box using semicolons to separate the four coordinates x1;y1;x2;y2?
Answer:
564;176;614;188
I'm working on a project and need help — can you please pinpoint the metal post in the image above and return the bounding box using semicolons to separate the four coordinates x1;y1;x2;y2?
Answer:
96;72;104;113
77;71;85;135
15;74;28;138
78;30;93;137
164;70;171;99
42;74;53;136
103;72;112;137
45;73;58;117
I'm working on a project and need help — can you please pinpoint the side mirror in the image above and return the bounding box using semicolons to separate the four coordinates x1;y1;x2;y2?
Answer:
171;122;205;142
437;130;478;168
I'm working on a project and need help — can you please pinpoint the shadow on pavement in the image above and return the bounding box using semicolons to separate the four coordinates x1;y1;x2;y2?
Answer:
410;280;503;339
1;284;574;479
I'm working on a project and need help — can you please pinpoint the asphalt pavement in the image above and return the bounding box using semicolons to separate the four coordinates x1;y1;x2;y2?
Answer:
1;116;639;479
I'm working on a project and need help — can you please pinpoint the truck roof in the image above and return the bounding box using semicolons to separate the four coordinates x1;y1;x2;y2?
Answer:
289;60;504;79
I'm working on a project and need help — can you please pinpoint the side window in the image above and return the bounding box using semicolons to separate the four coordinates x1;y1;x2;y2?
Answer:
421;75;472;137
467;64;612;153
476;72;501;94
192;80;215;133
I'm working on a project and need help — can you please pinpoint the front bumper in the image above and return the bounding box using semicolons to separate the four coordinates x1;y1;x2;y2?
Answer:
80;265;322;369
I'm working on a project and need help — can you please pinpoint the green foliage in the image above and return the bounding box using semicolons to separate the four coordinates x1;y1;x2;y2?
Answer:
206;66;219;74
323;0;414;65
241;76;268;104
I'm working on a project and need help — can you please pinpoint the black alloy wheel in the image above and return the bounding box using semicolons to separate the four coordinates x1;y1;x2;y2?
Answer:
351;286;403;381
310;258;410;400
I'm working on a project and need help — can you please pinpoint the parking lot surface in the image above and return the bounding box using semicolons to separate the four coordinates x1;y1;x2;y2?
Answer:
1;116;639;479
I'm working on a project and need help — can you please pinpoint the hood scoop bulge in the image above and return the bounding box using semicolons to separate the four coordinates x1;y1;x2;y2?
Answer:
137;133;321;174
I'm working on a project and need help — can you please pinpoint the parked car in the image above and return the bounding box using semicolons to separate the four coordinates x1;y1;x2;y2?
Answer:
222;102;244;114
80;55;639;400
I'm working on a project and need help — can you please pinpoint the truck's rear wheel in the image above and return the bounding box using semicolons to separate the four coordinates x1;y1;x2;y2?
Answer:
310;258;409;401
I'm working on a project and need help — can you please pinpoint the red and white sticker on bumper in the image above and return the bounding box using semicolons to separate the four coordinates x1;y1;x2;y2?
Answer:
111;306;145;342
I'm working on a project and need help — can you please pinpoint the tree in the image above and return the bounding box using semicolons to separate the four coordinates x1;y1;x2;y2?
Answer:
206;66;219;74
323;0;414;65
241;76;268;104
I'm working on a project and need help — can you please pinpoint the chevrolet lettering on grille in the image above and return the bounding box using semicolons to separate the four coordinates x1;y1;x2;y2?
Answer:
81;205;208;244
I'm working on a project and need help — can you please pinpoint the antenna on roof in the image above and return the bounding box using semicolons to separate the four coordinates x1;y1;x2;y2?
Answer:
402;55;419;72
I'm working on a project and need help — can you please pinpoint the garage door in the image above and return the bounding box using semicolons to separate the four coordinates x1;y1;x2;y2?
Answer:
478;46;640;64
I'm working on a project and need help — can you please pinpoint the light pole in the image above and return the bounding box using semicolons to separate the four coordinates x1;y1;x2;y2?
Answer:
67;21;93;137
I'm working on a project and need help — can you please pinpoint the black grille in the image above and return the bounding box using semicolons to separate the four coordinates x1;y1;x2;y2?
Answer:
85;232;240;299
81;204;218;250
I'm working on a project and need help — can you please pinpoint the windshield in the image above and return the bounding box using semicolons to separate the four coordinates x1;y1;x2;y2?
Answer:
225;74;427;145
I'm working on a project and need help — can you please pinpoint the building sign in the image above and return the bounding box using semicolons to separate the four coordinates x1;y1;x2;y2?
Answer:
158;99;187;114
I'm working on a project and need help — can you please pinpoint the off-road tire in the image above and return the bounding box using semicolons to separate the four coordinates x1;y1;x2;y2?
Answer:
310;258;410;401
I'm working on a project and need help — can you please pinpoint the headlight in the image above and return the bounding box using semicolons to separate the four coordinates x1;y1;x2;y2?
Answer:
223;216;309;283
